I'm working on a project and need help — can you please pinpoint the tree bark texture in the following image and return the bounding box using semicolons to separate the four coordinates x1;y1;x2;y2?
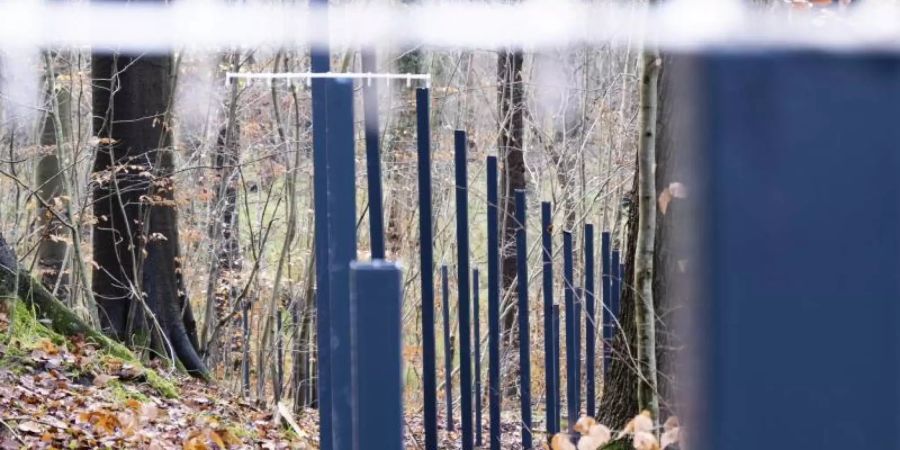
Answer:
91;51;207;378
35;77;71;300
597;53;684;428
633;46;661;419
498;49;526;365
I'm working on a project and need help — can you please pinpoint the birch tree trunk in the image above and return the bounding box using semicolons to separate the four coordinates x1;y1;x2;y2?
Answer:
634;39;661;420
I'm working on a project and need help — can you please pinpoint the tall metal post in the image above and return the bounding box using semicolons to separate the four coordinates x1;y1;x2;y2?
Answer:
325;79;357;450
309;0;332;446
454;131;474;450
473;268;483;447
541;202;557;434
514;190;532;449
583;225;596;416
563;231;576;430
415;88;438;450
601;232;612;382
361;51;385;259
486;156;501;450
441;265;454;432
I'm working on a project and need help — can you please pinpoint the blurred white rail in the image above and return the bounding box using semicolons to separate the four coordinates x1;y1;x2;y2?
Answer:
225;72;432;88
0;0;896;52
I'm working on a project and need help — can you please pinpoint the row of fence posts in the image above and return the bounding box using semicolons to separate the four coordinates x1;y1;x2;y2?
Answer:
310;77;627;449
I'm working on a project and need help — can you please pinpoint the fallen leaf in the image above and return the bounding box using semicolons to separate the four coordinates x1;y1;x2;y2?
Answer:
93;374;116;387
17;420;44;434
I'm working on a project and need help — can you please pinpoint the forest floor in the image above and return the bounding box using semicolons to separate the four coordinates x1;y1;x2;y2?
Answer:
0;301;314;449
0;299;547;450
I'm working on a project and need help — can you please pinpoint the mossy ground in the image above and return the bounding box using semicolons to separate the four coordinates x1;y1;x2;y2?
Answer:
1;299;177;399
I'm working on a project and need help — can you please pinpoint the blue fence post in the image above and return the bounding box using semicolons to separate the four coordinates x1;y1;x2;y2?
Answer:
611;250;621;337
541;202;556;435
514;190;533;449
563;231;576;431
473;268;483;447
552;303;561;433
415;87;438;450
309;0;332;445
573;287;582;418
325;79;357;450
600;232;612;383
441;264;454;432
454;130;474;450
583;225;596;417
350;261;403;450
361;51;385;259
486;156;501;450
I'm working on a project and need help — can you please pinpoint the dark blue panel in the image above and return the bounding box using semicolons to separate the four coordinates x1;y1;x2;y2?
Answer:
325;79;357;450
350;261;403;450
694;51;900;450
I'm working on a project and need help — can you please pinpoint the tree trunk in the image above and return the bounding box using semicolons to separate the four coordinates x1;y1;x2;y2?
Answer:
35;66;71;301
633;44;661;420
598;53;682;428
385;44;420;258
203;50;243;370
498;49;526;385
91;51;208;378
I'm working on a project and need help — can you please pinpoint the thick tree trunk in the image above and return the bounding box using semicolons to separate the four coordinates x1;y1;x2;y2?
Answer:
498;50;526;377
597;54;681;428
91;51;207;378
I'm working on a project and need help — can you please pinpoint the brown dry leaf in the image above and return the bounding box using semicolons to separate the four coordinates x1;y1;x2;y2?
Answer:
209;430;227;448
93;374;116;387
38;339;59;355
218;428;241;446
658;189;673;215
183;431;209;450
140;403;160;423
617;410;654;439
549;433;577;450
633;431;660;450
661;427;679;449
577;423;611;450
573;415;595;434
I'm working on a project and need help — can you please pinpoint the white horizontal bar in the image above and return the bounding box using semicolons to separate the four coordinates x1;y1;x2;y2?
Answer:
0;1;893;53
225;72;432;88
